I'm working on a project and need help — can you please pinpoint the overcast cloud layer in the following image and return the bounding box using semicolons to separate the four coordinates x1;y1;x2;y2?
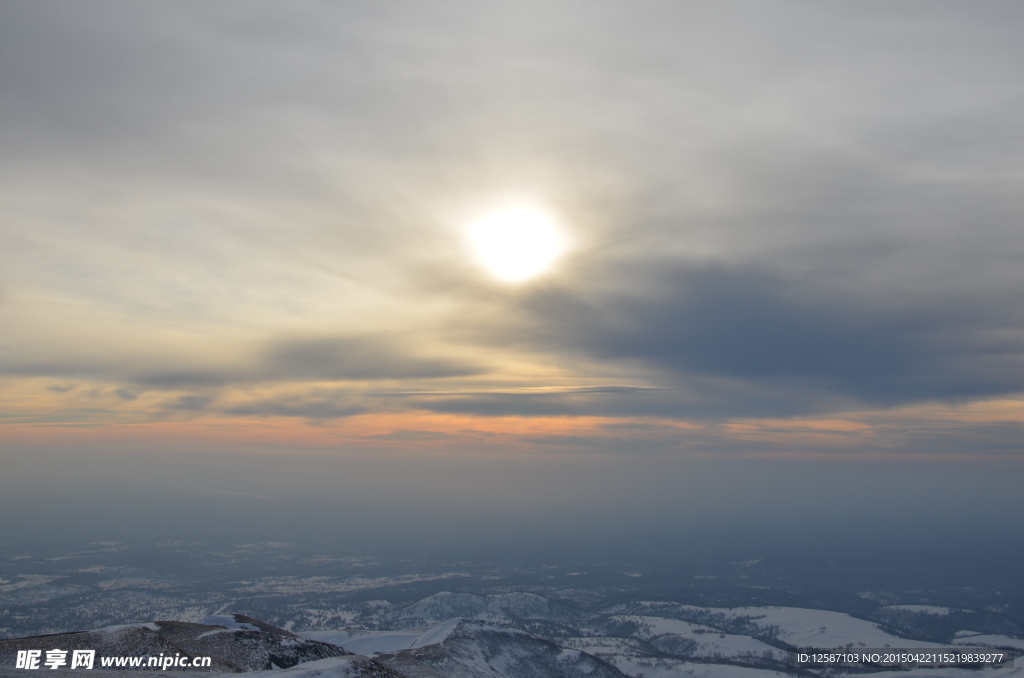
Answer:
1;1;1023;447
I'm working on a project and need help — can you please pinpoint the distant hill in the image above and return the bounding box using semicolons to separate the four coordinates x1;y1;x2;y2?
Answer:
385;591;591;635
0;614;395;677
374;618;627;678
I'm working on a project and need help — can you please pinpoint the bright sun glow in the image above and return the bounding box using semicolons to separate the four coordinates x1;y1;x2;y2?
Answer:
465;205;567;282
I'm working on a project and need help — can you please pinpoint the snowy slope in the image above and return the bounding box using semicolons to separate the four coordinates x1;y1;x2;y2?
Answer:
606;615;787;662
606;602;942;649
604;655;793;678
0;614;349;673
208;655;404;678
704;606;948;648
372;619;626;678
952;634;1024;651
386;592;589;629
556;636;787;678
305;619;466;656
305;629;433;656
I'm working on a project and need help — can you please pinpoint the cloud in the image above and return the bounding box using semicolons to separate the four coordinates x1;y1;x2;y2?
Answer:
136;370;241;389
264;335;481;382
2;1;1023;428
363;430;450;441
513;259;1024;414
1;332;482;391
390;385;734;419
520;434;608;446
220;396;367;420
166;395;214;411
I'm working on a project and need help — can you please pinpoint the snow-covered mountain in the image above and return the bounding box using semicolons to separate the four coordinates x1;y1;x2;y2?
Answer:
371;618;627;678
384;592;591;633
601;601;930;648
590;615;787;662
319;592;1021;678
0;614;362;675
4;592;1022;678
209;656;406;678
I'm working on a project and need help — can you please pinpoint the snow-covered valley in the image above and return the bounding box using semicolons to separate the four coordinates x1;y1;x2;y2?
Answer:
2;542;1021;678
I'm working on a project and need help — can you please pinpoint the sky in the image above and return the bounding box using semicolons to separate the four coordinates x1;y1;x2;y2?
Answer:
1;1;1022;555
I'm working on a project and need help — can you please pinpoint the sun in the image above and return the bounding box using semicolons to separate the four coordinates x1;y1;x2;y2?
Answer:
465;205;568;282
